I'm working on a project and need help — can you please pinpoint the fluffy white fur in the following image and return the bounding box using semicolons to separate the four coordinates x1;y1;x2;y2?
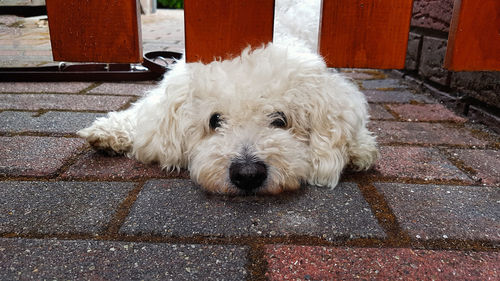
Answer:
78;0;379;194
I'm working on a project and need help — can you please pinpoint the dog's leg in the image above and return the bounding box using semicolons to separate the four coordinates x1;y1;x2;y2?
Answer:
348;127;379;171
308;145;349;188
77;105;139;155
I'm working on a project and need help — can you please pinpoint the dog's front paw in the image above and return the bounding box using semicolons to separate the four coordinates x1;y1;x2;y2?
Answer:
77;125;131;155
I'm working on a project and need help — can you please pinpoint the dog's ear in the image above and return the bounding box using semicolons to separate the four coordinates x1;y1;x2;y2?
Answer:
291;66;369;188
131;64;191;171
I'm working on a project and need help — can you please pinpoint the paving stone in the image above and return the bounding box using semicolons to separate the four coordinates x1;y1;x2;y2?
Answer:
368;104;395;120
0;82;92;93
63;150;187;180
265;245;499;280
374;146;472;182
361;79;406;90
374;183;500;241
363;90;433;103
120;179;386;240
448;149;500;186
369;121;488;146
339;71;378;80
89;82;159;96
143;41;184;53
339;69;386;78
0;136;85;177
0;238;248;280
0;60;51;68
0;181;135;235
0;111;104;134
0;15;19;26
388;103;466;123
0;93;131;111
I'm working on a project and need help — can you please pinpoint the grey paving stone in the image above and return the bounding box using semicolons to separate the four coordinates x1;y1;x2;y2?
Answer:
121;179;386;240
374;183;500;242
0;93;131;111
363;90;433;103
89;82;159;96
0;181;135;235
0;82;92;93
0;136;85;177
0;238;248;280
0;111;104;134
388;103;466;123
369;104;395;120
361;79;407;90
369;121;489;146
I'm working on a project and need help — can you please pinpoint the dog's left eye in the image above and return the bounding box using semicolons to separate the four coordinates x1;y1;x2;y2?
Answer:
270;111;287;128
209;113;223;130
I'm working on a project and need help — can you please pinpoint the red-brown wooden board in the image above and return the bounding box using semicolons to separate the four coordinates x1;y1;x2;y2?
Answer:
45;0;142;63
444;0;500;71
319;0;414;69
184;0;274;64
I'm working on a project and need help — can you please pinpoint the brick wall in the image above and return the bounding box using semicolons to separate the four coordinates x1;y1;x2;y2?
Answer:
404;0;499;125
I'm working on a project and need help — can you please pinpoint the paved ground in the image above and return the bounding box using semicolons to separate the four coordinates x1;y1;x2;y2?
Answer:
1;9;499;281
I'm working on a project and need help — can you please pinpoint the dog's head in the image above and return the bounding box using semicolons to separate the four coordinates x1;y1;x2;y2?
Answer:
143;44;369;194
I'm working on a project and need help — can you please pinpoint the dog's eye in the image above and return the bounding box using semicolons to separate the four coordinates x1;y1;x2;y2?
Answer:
270;111;287;128
209;113;223;130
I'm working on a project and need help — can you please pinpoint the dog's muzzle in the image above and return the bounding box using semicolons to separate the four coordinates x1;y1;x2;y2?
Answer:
229;158;267;192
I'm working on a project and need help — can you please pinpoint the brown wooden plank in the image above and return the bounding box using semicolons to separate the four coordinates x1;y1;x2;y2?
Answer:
46;0;142;63
319;0;413;69
444;0;500;71
184;0;274;64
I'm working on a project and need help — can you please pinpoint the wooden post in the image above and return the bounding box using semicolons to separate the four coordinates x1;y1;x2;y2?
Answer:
184;0;275;64
444;0;500;71
319;0;414;69
45;0;142;63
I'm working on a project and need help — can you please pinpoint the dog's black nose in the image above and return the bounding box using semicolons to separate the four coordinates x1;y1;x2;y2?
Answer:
229;160;267;192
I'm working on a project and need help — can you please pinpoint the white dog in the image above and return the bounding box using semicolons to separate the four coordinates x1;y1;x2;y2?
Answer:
78;0;379;194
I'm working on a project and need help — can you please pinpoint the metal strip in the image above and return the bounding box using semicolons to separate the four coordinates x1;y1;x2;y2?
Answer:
0;51;182;82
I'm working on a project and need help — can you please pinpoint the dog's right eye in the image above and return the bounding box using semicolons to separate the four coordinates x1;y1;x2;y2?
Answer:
209;113;223;130
270;111;287;128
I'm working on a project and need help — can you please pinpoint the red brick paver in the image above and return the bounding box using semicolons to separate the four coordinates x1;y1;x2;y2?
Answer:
62;151;184;180
265;245;499;280
0;136;85;177
374;146;472;182
388;103;466;123
448;149;500;186
340;70;383;80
